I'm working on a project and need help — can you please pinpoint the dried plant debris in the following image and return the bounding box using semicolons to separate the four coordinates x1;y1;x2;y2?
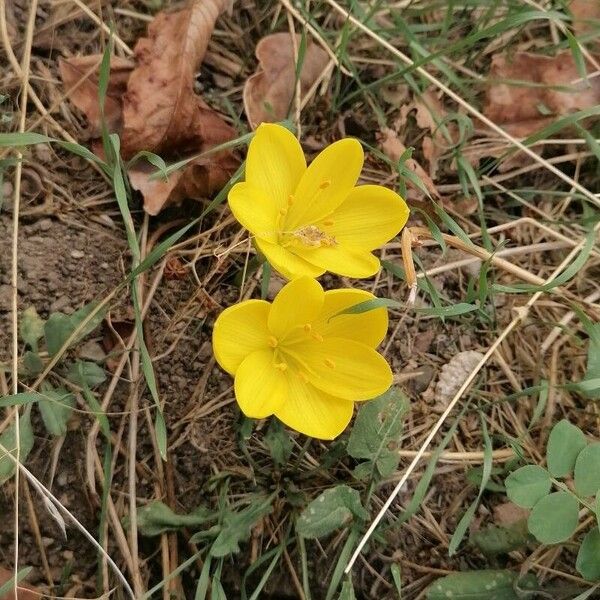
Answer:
484;51;600;137
243;32;329;129
60;0;238;215
435;350;484;409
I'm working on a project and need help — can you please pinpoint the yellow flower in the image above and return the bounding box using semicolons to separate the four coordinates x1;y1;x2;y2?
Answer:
212;277;392;440
228;123;410;280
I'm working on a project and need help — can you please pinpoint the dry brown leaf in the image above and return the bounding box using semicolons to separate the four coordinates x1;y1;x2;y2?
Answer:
121;0;232;157
60;1;239;215
484;51;600;137
128;148;238;216
243;32;329;129
493;502;530;527
571;0;600;42
58;55;134;136
378;127;439;199
0;567;38;600
414;89;456;178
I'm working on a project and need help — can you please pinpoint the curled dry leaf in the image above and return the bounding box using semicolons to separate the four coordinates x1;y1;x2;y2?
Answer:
414;89;455;179
378;127;439;199
59;0;238;215
121;0;232;156
0;567;38;600
58;55;134;136
435;350;484;410
243;32;330;129
484;51;600;137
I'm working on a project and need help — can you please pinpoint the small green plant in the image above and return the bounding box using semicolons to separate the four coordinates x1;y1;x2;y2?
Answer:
504;419;600;581
0;303;107;481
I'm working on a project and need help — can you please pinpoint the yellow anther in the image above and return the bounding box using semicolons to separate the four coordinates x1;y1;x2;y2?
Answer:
297;371;309;383
303;323;312;334
268;336;278;348
279;207;288;216
324;358;335;369
311;332;324;342
323;219;334;226
288;194;295;205
319;180;331;190
274;362;288;372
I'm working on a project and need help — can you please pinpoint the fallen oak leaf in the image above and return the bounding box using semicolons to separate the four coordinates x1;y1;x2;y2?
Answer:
58;55;134;136
378;127;439;199
121;0;233;157
121;0;238;213
243;32;329;129
484;51;600;137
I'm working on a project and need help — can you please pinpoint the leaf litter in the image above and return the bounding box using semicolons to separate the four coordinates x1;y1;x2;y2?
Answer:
243;32;330;129
60;0;238;215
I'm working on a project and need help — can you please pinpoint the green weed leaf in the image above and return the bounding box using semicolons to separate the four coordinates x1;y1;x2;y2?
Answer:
575;444;600;496
20;306;45;351
137;501;213;536
38;387;75;436
505;465;551;508
296;485;368;539
44;302;106;356
347;387;408;478
471;522;530;556
528;491;579;544
576;317;600;399
0;407;34;483
338;580;356;600
264;419;293;467
577;528;600;581
546;419;587;478
426;570;538;599
66;361;106;388
210;497;273;557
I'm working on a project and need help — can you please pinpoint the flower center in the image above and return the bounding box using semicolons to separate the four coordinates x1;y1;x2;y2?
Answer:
290;225;337;248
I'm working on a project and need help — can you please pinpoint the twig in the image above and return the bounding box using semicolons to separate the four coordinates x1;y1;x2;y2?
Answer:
7;0;38;594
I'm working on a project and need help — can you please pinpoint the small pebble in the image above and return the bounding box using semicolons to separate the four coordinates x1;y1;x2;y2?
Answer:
70;250;85;259
37;218;52;232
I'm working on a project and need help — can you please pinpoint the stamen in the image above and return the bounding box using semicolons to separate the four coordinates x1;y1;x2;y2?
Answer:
311;332;324;342
303;323;312;334
297;372;309;383
268;336;278;348
324;358;335;369
319;180;331;189
274;362;288;372
323;219;334;226
279;207;288;216
288;194;295;205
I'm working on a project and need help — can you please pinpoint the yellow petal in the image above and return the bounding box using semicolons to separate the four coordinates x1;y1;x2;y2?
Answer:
255;237;325;280
299;245;380;278
246;123;306;209
285;138;363;229
269;277;324;339
291;338;392;401
234;350;287;418
318;184;409;250
275;376;353;440
228;182;279;242
212;300;270;375
314;289;388;347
